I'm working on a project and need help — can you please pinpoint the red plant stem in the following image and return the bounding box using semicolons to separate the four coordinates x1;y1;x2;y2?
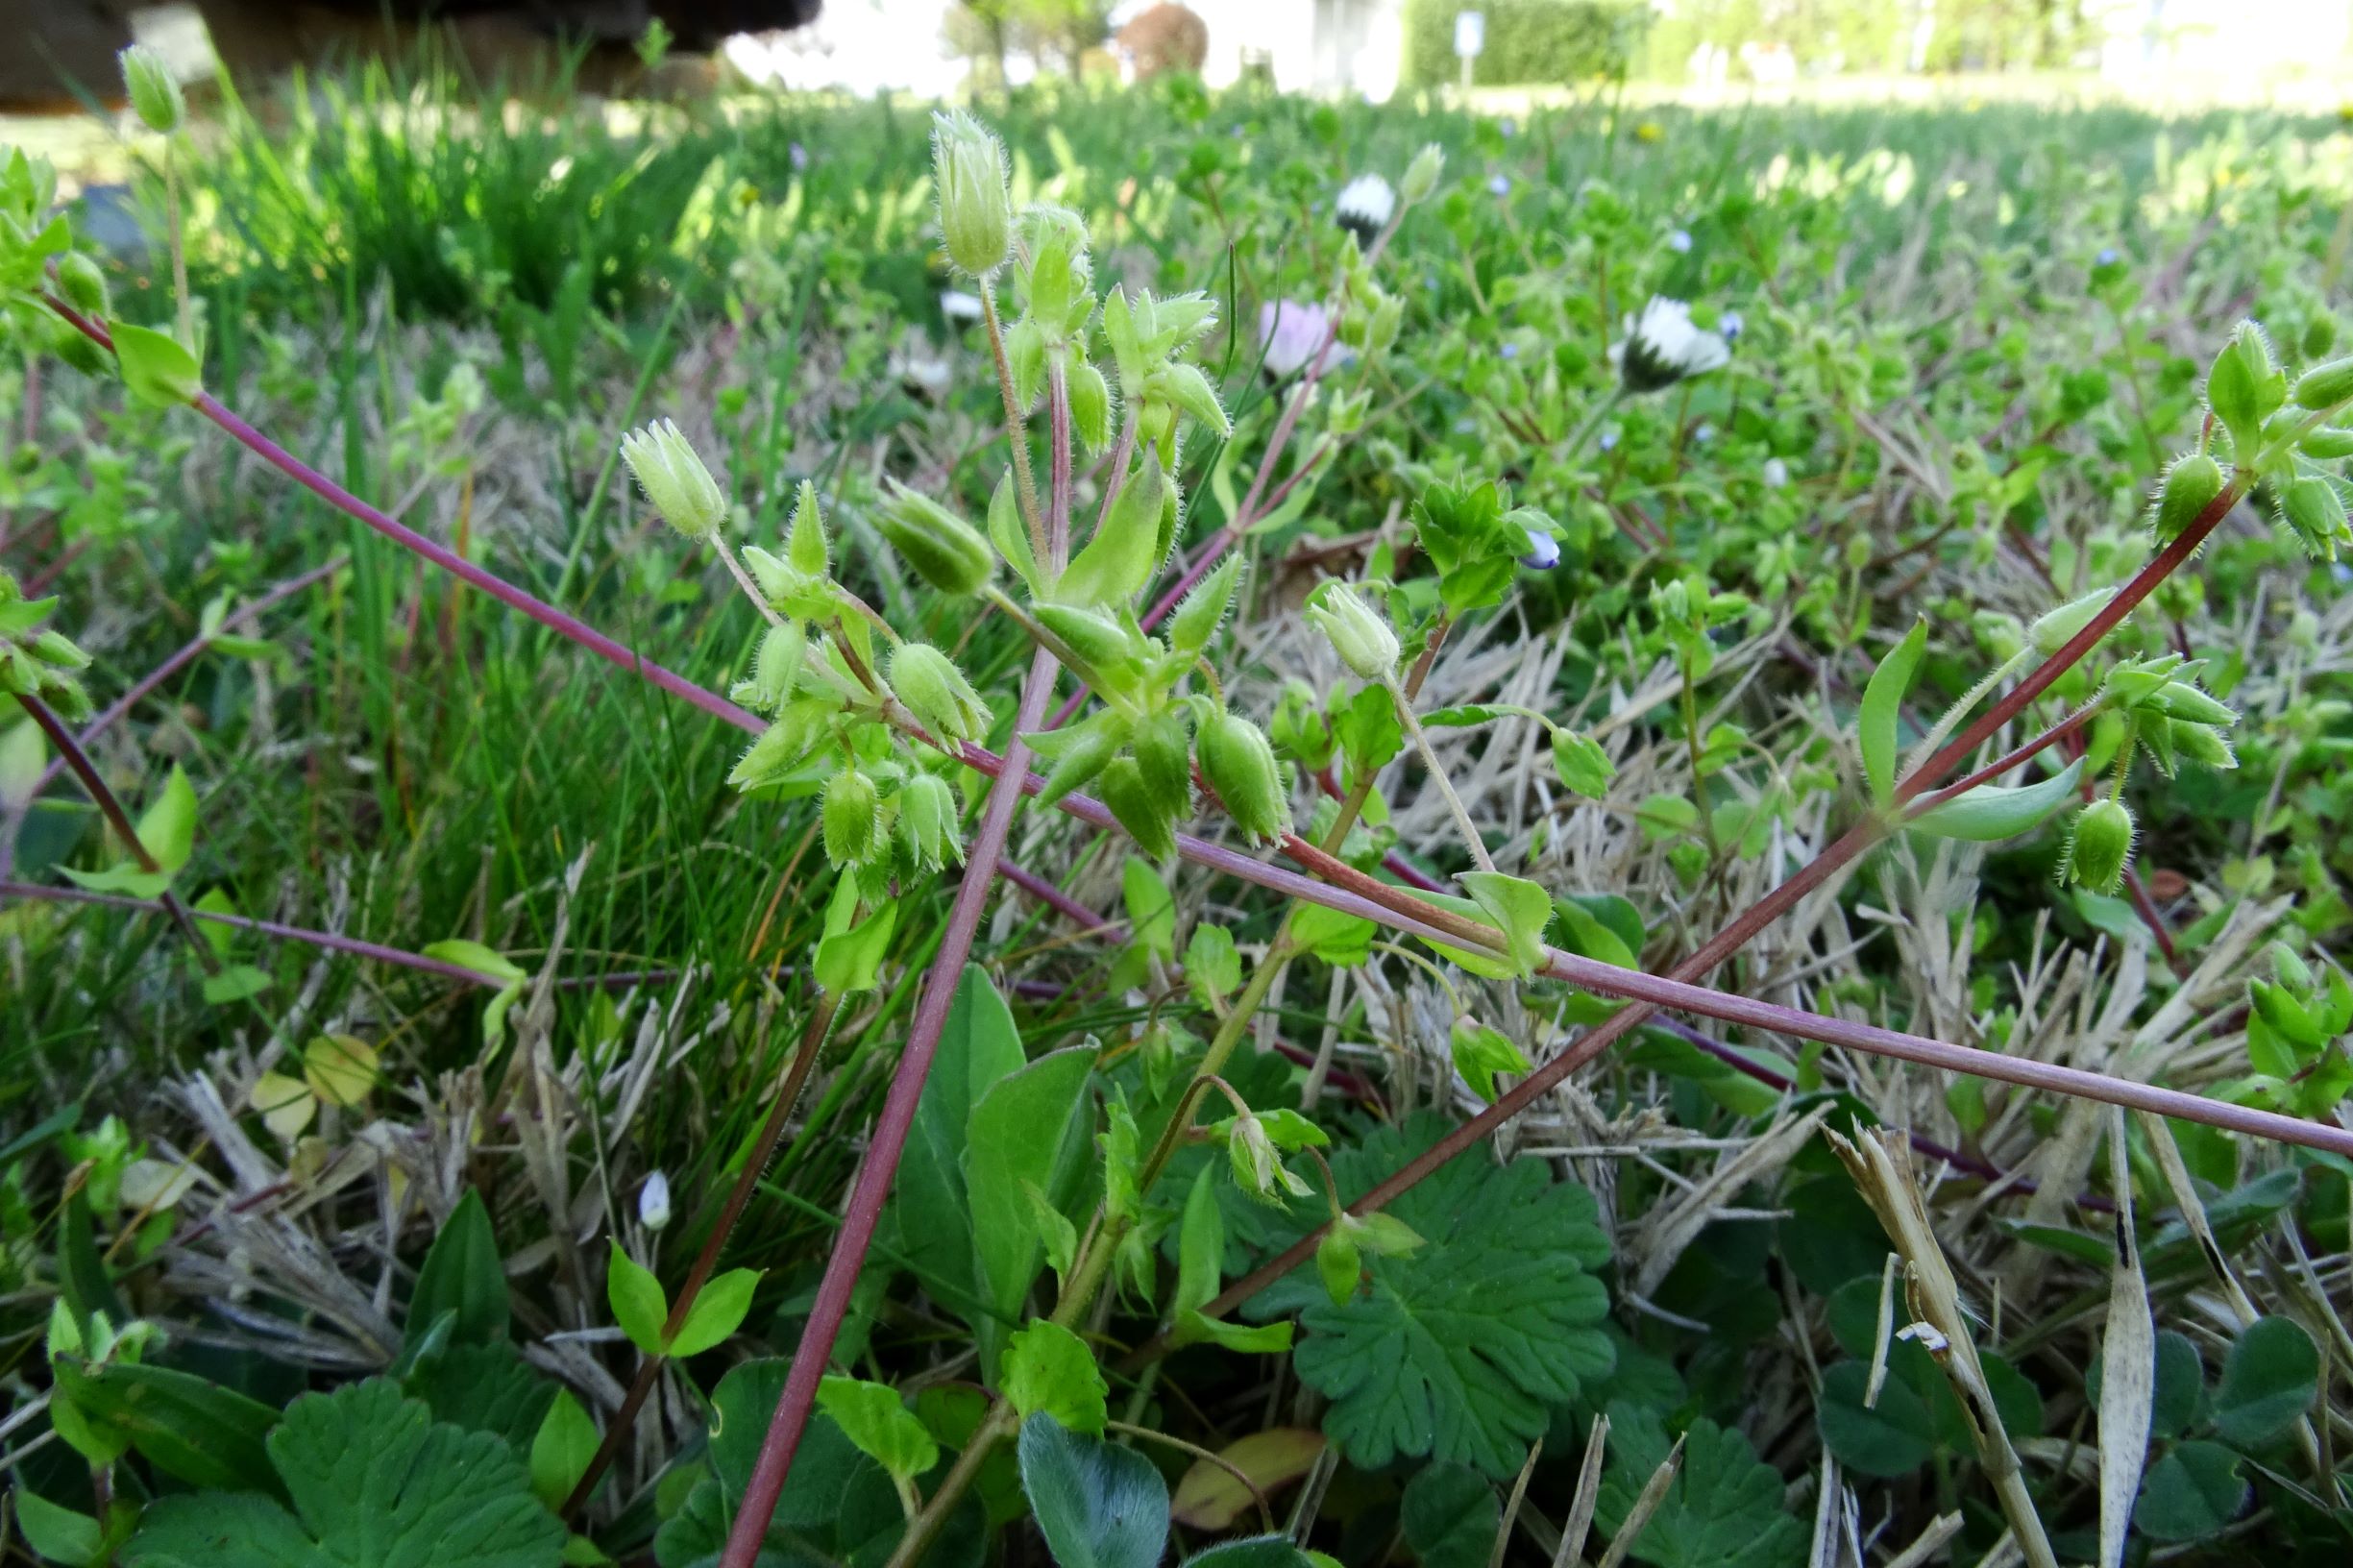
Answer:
32;557;348;796
16;696;217;972
562;990;845;1521
43;298;764;742
2;877;515;985
1189;481;2262;1318
1904;699;2100;816
999;859;1119;936
1652;1017;2112;1213
66;287;2312;1326
716;647;1060;1568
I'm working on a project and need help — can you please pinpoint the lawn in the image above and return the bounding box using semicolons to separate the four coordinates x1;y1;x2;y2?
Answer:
3;55;2351;1568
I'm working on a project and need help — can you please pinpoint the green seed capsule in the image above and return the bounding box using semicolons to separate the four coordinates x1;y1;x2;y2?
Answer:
2292;355;2353;410
1097;757;1176;862
1315;1227;1363;1307
1304;582;1399;681
877;480;993;595
930;110;1012;278
1132;708;1193;818
2281;476;2350;555
2028;588;2113;656
821;768;883;868
898;773;962;870
58;253;109;317
2151;453;2227;542
1199;709;1288;845
119;44;184;135
2061;798;2135;894
887;642;990;745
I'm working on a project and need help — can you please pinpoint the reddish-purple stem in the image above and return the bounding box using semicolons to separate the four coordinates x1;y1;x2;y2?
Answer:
716;648;1060;1568
32;557;348;796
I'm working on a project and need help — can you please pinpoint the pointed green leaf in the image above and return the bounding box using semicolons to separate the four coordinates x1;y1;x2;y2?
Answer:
669;1267;761;1359
605;1240;668;1358
1860;618;1928;808
1905;757;2085;842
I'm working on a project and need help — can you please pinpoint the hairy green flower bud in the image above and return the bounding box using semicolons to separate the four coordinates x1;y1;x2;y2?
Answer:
786;479;829;577
878;480;993;595
2292;355;2353;410
821;767;884;868
1169;555;1240;660
898;773;963;870
119;44;184;135
2281;475;2351;556
1034;603;1139;678
1097;756;1176;861
1199;708;1288;845
2028;588;2112;656
931;110;1012;278
2060;797;2135;894
1401;143;1445;205
1031;711;1127;809
618;420;728;540
2266;940;2314;992
2300;428;2353;460
888;641;990;745
2151;453;2227;542
2168;720;2236;771
1304;581;1399;680
2205;322;2284;447
1067;360;1113;453
1315;1226;1362;1306
1132;707;1193;817
57;253;108;317
731;621;804;713
727;699;829;792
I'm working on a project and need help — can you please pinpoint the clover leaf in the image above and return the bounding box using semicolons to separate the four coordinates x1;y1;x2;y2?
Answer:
125;1378;563;1568
1249;1114;1612;1478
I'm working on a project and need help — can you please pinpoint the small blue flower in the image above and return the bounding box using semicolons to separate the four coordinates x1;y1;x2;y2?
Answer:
1720;310;1744;342
1500;117;1517;137
1453;416;1478;434
1488;173;1511;197
1667;229;1693;253
1519;526;1560;570
789;142;808;173
2096;247;2120;266
1500;341;1519;359
1693;422;1717;444
1598;429;1619;452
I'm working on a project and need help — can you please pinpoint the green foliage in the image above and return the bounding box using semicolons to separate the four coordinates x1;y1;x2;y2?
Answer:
1017;1415;1168;1568
125;1379;564;1567
408;1189;509;1348
1594;1405;1805;1568
1253;1115;1611;1478
1401;0;1648;87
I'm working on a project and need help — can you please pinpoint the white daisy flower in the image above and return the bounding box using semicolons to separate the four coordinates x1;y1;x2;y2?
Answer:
639;1170;673;1232
1762;456;1790;489
1336;173;1396;244
1609;296;1732;393
1257;301;1352;380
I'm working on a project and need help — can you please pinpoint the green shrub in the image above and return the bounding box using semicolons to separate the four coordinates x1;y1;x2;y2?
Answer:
1401;0;1650;87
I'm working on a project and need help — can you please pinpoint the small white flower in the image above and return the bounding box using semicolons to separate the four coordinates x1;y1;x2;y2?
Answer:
639;1171;673;1232
1519;526;1560;569
1761;456;1790;488
1336;173;1396;242
939;289;983;323
1257;300;1352;380
1609;296;1732;394
1667;228;1693;253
